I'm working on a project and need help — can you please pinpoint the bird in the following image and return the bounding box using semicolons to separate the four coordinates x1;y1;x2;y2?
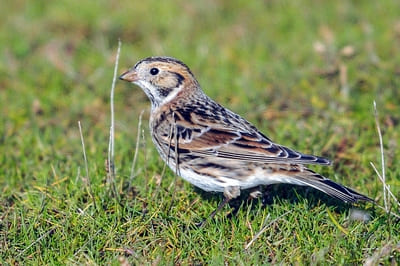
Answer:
119;56;372;222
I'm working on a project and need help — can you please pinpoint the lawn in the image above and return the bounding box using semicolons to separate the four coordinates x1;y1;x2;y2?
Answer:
1;0;399;264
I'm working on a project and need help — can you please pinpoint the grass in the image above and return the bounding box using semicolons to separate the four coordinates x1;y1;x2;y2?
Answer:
1;0;400;264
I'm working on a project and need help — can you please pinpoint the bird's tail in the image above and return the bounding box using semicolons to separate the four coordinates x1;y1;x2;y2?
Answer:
294;169;373;203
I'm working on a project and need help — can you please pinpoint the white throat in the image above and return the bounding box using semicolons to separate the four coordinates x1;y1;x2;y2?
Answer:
135;80;183;111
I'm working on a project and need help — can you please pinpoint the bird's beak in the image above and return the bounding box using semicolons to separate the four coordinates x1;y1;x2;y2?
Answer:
119;69;138;82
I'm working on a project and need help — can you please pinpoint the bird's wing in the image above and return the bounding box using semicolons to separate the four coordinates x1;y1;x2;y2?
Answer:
161;109;331;165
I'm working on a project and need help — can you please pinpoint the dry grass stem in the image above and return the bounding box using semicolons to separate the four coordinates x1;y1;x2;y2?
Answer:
129;109;145;181
363;242;399;266
370;162;400;208
72;229;102;258
78;121;96;208
107;39;122;197
372;101;388;211
17;227;56;258
161;123;174;179
244;211;291;250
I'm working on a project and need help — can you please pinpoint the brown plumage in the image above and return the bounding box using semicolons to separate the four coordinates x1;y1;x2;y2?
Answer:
120;56;372;221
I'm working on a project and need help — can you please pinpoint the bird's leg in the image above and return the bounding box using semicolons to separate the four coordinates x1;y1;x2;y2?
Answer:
249;187;263;199
197;186;240;228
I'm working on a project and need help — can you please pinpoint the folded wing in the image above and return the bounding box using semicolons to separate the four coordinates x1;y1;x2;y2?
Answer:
162;110;331;166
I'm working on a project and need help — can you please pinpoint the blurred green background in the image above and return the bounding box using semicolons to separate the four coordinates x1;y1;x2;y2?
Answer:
1;0;399;264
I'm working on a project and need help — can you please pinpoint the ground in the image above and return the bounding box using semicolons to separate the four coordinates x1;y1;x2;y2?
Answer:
1;0;399;264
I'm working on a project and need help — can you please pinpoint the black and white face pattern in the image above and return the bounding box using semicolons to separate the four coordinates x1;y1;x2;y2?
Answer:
130;56;198;108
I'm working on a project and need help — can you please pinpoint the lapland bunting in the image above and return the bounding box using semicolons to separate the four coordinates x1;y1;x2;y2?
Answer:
120;56;372;217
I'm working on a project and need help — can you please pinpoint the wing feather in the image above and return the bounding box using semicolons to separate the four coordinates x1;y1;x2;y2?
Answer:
161;109;331;165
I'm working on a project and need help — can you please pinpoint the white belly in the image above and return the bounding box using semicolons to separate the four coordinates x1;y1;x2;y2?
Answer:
176;166;306;193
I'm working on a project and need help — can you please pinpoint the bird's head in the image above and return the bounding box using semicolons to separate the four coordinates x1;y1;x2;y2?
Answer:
120;56;200;108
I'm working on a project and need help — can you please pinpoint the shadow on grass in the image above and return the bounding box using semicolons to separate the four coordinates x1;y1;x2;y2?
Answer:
193;183;364;218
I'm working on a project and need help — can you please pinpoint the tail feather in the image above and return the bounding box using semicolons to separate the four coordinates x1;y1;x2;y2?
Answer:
295;170;373;203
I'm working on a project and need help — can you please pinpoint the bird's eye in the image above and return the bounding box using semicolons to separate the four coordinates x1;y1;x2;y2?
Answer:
150;68;159;75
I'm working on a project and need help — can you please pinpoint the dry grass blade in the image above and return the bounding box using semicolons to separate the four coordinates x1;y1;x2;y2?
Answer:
72;229;102;257
370;162;400;208
372;101;388;211
370;101;400;219
375;205;400;219
363;242;399;266
17;227;56;258
107;39;122;198
78;121;96;209
244;211;291;250
167;115;180;212
129;109;145;181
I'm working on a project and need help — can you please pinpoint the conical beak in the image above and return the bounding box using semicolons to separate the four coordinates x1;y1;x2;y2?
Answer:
119;69;138;82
